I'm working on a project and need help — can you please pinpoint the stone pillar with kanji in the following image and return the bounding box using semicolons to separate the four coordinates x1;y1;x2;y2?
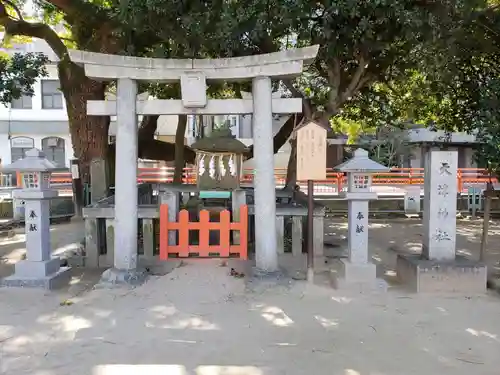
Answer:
0;149;71;289
331;149;389;291
396;150;487;293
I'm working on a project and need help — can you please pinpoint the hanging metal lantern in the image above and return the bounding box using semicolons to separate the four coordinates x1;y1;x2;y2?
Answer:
191;128;247;190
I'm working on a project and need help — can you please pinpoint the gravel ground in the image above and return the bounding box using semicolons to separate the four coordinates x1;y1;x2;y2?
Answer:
0;220;500;375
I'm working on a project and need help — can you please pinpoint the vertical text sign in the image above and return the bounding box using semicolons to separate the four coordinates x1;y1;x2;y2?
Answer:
296;121;327;181
422;150;458;261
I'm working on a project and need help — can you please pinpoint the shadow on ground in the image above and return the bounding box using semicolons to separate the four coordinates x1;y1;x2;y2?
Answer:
1;261;500;375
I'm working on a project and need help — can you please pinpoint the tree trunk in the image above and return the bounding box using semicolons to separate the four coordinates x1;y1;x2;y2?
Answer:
58;62;109;185
284;138;297;190
138;115;159;139
173;114;188;184
245;113;304;161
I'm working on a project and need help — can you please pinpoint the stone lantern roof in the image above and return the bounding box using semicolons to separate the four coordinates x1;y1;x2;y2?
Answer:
0;148;66;173
191;128;248;154
334;148;389;173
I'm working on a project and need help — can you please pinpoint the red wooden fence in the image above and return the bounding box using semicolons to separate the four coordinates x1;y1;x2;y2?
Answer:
159;204;248;260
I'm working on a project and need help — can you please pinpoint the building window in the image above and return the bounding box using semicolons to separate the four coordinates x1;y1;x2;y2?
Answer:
11;95;32;109
42;137;66;167
41;80;63;109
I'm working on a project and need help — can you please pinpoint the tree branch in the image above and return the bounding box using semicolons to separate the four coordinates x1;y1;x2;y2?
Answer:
244;112;305;161
326;58;341;113
42;0;77;13
2;0;23;20
138;115;159;140
0;1;68;59
283;79;302;99
340;57;367;104
43;0;109;22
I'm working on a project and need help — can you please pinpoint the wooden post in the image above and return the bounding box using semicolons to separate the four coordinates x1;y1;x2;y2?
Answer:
276;215;285;254
142;219;155;261
307;179;314;281
291;216;303;257
70;159;84;218
295;120;328;281
480;184;494;262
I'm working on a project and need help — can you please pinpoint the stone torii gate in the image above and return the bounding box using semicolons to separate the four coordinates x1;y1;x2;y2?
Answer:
70;46;319;284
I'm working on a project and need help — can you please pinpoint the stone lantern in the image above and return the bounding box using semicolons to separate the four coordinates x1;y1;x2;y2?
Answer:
332;148;389;290
0;148;71;289
191;128;247;191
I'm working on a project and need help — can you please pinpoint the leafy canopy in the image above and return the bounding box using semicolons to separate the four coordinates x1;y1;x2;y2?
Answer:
0;52;48;104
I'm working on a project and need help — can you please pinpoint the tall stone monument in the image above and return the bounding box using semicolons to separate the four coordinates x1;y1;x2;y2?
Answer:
397;150;487;293
422;150;458;260
0;149;71;289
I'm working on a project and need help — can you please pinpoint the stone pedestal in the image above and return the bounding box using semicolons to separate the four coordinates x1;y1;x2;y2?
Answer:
1;191;71;289
404;186;421;214
396;151;487;293
231;189;246;245
330;195;387;291
161;191;179;247
397;255;487;293
330;260;386;292
90;158;109;204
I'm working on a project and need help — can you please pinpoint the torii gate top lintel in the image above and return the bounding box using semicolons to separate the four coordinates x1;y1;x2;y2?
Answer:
68;45;319;82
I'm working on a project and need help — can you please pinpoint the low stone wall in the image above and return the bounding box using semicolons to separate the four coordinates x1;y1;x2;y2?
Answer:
0;197;74;220
2;195;497;221
0;201;13;218
320;195;500;215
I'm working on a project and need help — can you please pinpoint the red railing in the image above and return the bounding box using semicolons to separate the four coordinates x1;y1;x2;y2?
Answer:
9;167;498;194
159;204;248;259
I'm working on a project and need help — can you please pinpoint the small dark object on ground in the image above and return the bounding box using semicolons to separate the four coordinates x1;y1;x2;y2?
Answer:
230;268;245;278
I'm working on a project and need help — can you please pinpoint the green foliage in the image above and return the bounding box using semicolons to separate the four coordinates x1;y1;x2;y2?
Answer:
415;5;500;175
331;70;447;133
0;52;48;104
119;0;481;119
2;0;497;173
366;125;413;167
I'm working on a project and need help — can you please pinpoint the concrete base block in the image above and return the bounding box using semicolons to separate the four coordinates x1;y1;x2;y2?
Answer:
95;268;148;289
277;253;330;280
330;259;388;292
396;254;487;294
14;258;61;278
1;267;72;290
245;265;294;292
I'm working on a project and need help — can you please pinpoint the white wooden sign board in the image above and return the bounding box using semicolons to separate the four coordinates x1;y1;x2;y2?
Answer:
296;121;327;181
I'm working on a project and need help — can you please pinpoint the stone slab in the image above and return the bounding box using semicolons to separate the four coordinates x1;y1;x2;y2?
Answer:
69;45;319;69
276;253;329;277
0;267;72;290
94;268;148;289
88;98;303;116
329;259;388;293
396;254;487;293
84;63;306;82
14;258;60;278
